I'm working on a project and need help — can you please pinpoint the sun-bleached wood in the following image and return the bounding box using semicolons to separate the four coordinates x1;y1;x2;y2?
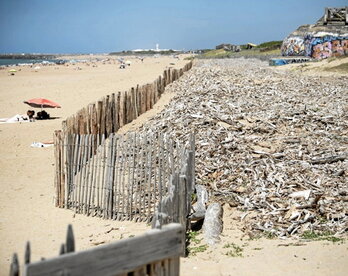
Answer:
24;224;182;276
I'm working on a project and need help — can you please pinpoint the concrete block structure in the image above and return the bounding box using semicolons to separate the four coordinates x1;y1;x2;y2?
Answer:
281;7;348;59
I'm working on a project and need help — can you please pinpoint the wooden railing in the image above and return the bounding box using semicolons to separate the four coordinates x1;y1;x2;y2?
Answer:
10;223;183;276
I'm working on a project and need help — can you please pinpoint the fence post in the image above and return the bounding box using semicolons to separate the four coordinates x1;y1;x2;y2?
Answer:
25;242;30;265
9;253;19;276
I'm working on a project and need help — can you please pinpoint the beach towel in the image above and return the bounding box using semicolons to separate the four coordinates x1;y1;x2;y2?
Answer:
0;114;30;124
30;142;53;148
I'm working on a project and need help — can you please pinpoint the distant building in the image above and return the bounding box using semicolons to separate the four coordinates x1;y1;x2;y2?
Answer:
132;43;176;53
246;43;257;49
215;44;241;52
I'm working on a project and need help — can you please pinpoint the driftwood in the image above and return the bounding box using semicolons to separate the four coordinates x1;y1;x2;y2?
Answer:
12;224;182;276
138;58;348;238
202;203;223;245
190;185;208;221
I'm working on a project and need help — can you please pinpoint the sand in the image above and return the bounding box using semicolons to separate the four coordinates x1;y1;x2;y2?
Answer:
273;56;348;77
181;204;347;276
0;55;188;274
0;55;347;276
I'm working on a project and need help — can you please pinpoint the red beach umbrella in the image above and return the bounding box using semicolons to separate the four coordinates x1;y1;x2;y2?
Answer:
24;98;61;109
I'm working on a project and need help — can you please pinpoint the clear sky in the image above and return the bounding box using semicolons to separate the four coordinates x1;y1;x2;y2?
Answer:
0;0;346;54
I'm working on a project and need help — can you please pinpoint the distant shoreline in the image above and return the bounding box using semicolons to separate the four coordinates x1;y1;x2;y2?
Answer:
0;54;58;60
0;50;184;60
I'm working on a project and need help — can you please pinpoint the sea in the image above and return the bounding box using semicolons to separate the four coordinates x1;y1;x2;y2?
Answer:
0;58;66;66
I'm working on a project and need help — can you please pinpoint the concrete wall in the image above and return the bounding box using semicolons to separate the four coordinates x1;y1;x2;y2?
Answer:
282;34;348;59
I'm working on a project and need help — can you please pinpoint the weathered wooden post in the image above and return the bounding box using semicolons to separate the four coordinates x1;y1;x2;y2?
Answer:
66;224;75;253
25;241;31;265
9;253;19;276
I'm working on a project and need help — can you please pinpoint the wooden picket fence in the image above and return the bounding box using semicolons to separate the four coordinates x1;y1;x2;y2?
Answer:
54;60;193;214
11;134;194;275
10;223;183;276
28;60;197;275
54;132;195;223
152;142;195;254
61;61;193;136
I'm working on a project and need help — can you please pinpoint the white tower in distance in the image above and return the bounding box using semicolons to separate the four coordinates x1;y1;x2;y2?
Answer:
155;43;159;51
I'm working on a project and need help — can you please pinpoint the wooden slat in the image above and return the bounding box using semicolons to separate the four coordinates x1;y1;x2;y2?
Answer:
106;134;115;219
90;134;98;215
79;135;89;214
138;135;146;221
115;135;123;219
130;87;136;120
158;133;164;206
146;84;151;111
119;136;127;220
100;135;107;217
132;135;140;221
103;135;112;219
169;257;180;276
83;135;92;214
64;134;72;209
149;83;154;109
24;224;183;276
60;132;65;208
111;93;116;133
125;133;131;220
140;85;146;114
53;131;60;207
103;96;108;136
96;135;105;216
115;92;121;131
112;135;120;219
152;135;158;217
129;133;137;220
72;135;80;211
119;92;125;127
86;135;95;215
109;134;117;219
96;101;103;138
135;85;140;118
146;134;153;222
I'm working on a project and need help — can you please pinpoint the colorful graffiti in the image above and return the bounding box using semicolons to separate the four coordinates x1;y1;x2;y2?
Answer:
269;57;311;66
312;41;332;59
281;36;305;56
283;34;348;60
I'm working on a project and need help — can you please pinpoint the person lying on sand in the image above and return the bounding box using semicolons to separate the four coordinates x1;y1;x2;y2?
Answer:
36;110;50;120
27;110;35;121
0;110;35;123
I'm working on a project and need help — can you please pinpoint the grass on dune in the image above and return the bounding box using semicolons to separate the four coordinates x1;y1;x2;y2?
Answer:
255;40;283;49
199;48;281;59
325;62;348;73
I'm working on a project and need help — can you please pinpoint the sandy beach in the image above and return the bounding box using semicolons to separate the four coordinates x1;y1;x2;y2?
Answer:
0;55;347;276
0;55;189;274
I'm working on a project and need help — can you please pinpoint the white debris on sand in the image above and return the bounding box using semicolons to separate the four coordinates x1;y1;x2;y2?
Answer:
139;58;348;238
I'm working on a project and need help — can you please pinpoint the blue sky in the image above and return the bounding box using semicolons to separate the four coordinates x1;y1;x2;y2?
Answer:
0;0;346;53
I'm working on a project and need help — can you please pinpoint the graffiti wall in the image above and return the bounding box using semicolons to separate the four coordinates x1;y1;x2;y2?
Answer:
281;36;305;56
283;34;348;60
304;35;348;59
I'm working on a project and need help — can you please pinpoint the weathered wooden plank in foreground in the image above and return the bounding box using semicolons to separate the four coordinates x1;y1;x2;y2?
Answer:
24;223;183;276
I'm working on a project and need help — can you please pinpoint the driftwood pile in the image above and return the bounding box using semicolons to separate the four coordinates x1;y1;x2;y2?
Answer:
139;58;348;238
